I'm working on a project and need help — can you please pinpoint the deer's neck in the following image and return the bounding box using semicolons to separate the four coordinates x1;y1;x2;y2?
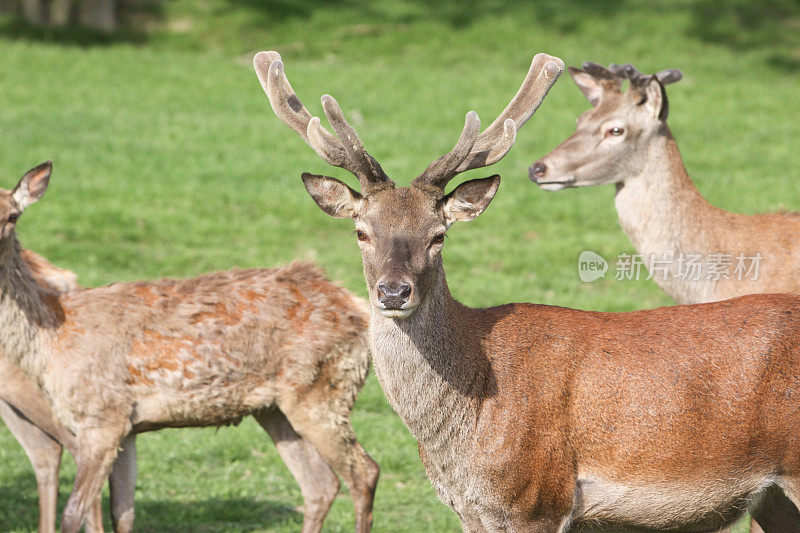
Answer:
368;268;488;453
0;237;63;368
614;130;728;275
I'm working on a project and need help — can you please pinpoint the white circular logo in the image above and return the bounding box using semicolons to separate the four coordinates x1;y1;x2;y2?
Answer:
578;251;608;282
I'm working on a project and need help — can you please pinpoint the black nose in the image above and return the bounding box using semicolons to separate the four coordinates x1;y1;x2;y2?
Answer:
377;282;412;309
529;162;547;181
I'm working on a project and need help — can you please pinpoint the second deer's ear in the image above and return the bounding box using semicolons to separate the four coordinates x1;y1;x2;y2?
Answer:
440;175;500;226
641;76;668;121
13;161;52;210
569;67;604;106
301;173;362;219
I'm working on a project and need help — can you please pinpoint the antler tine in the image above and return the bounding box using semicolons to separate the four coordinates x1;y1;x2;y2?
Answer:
254;51;394;192
470;54;564;154
412;111;482;191
255;51;346;165
455;118;517;175
606;62;683;87
656;68;683;85
320;95;392;191
608;63;644;81
582;61;616;80
255;51;333;150
412;53;564;193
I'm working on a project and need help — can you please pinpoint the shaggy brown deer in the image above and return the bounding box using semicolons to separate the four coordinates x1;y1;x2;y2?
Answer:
0;161;378;533
530;62;800;305
1;250;104;533
256;50;800;532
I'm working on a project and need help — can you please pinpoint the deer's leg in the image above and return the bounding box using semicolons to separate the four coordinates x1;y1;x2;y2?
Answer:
0;400;62;533
279;401;379;533
750;483;800;533
254;409;340;533
61;431;123;533
83;493;104;533
109;434;137;533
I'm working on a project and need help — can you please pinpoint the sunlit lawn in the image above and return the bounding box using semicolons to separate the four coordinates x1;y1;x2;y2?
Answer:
1;0;798;530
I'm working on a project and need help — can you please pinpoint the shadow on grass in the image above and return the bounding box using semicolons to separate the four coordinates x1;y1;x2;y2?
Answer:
251;0;800;73
215;0;800;74
129;497;302;532
225;0;629;32
0;16;145;46
227;0;345;23
0;472;39;531
0;0;162;47
0;0;633;50
686;0;800;72
2;0;798;73
0;473;302;532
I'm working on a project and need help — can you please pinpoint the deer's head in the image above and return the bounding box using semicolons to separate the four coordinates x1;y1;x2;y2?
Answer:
530;62;682;191
0;162;51;241
255;51;563;318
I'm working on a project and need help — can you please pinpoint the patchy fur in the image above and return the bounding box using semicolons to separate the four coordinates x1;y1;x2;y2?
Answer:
0;234;376;532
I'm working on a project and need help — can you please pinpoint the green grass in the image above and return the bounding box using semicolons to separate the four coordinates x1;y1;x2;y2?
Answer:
1;0;799;530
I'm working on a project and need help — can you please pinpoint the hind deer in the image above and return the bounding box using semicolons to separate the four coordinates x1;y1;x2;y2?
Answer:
256;49;800;531
530;62;800;304
530;62;800;530
1;250;105;533
0;161;378;533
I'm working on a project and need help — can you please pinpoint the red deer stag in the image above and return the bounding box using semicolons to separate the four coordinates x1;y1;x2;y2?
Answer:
0;161;378;533
256;50;800;532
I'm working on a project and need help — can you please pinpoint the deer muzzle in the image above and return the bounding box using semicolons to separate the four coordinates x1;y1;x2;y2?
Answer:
529;159;576;191
375;279;416;318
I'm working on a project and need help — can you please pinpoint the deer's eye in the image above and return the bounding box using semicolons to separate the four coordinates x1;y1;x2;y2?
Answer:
607;127;624;137
431;233;445;246
355;229;368;242
7;213;19;224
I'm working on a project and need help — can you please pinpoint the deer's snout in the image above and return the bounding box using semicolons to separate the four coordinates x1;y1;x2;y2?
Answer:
377;280;412;310
529;161;547;181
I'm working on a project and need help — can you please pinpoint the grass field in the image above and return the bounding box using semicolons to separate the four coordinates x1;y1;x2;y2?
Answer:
1;0;799;530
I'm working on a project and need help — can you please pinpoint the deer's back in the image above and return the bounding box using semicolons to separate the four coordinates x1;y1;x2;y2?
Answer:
45;263;368;430
469;294;800;516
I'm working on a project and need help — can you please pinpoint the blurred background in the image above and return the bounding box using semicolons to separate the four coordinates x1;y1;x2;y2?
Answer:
0;1;798;530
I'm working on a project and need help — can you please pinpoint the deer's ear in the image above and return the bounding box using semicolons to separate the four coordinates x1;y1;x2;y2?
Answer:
13;161;52;210
440;175;500;226
641;76;668;121
569;67;604;106
301;173;362;219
